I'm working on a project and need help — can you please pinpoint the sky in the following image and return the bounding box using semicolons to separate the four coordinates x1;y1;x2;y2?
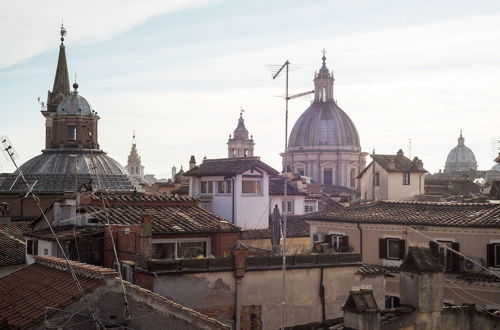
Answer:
1;0;499;178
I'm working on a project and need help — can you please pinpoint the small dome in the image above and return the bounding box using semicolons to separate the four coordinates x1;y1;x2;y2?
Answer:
444;132;477;172
56;92;93;115
288;101;360;151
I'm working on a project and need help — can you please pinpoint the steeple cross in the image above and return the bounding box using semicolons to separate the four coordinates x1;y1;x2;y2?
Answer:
240;106;245;116
322;48;327;57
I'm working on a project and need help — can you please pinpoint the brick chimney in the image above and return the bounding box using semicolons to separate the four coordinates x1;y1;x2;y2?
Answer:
231;242;249;278
137;214;152;268
342;285;380;330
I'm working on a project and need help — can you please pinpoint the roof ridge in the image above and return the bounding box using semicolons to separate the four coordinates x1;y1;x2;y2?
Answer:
34;256;117;280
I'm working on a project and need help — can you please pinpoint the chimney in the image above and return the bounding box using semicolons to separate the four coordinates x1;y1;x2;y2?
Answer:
413;157;424;171
189;155;196;170
342;285;380;330
137;214;152;268
399;246;443;329
231;242;249;278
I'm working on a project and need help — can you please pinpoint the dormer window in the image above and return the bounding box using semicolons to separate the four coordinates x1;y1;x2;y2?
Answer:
67;125;77;141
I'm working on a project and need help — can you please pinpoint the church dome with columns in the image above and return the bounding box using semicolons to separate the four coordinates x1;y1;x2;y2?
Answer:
444;131;478;172
284;52;366;192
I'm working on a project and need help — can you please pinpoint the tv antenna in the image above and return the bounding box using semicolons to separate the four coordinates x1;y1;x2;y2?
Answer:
270;59;314;330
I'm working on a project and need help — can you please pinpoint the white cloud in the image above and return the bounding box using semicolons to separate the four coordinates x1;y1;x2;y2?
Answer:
0;0;215;69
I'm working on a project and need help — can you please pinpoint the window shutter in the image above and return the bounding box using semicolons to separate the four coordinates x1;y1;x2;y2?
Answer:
429;241;438;256
451;242;461;273
33;240;38;256
340;236;349;252
487;244;494;267
398;240;406;260
324;235;333;246
379;238;387;259
27;240;33;254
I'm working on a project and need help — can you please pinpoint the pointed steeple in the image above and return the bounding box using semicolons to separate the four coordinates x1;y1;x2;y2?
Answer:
47;24;70;112
227;108;255;158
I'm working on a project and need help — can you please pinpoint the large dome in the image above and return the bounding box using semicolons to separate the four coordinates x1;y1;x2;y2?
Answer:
444;132;477;172
0;149;135;193
288;100;361;151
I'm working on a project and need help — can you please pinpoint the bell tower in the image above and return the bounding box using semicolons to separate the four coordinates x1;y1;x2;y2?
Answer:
227;110;255;158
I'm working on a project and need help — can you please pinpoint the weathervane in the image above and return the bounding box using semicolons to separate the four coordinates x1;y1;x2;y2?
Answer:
60;23;67;43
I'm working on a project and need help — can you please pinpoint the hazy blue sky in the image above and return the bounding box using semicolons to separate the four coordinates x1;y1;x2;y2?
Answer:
1;0;499;178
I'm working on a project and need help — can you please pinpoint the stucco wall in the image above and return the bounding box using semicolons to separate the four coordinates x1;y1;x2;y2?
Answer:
153;266;384;329
387;172;424;200
270;195;306;216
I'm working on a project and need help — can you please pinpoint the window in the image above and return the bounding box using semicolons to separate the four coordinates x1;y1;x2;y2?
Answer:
429;240;460;272
244;149;248;157
486;243;500;268
385;296;401;309
242;180;261;194
200;181;213;194
379;238;405;260
374;172;380;186
403;172;410;185
26;239;38;255
217;179;232;194
304;204;315;213
67;125;77;141
153;240;208;259
297;168;305;176
232;148;237;157
281;200;294;214
323;169;333;185
325;234;349;252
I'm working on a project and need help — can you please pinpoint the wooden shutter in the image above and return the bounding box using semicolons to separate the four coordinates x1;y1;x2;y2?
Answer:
27;240;33;255
340;236;349;252
398;240;406;260
324;235;332;246
429;241;438;256
379;238;387;259
487;244;494;267
451;242;461;273
33;240;38;256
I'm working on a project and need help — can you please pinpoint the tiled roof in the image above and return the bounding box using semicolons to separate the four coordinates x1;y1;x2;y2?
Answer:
305;200;500;228
25;225;104;241
80;193;240;234
357;264;395;277
359;151;427;177
269;178;307;196
0;256;230;329
0;221;30;265
0;257;108;329
240;216;309;239
184;157;279;177
424;178;480;196
456;272;500;284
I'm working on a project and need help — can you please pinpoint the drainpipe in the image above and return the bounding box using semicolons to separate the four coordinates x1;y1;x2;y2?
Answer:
357;223;363;261
235;277;242;329
320;267;326;321
230;177;235;224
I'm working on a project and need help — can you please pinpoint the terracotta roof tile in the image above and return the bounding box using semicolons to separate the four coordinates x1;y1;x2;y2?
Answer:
240;216;309;239
184;157;279;177
305;200;500;228
0;256;108;329
0;221;30;265
269;178;307;196
79;193;241;234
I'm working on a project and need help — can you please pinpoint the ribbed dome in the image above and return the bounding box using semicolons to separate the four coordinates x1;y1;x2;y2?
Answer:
288;100;360;151
444;133;477;172
56;91;93;115
0;149;135;193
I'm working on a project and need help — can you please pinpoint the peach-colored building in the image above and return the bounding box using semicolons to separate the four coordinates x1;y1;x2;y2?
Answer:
306;200;500;310
358;150;426;201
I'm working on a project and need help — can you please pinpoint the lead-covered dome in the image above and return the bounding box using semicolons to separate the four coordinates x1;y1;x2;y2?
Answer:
0;149;135;193
444;132;477;172
288;101;360;151
56;84;93;115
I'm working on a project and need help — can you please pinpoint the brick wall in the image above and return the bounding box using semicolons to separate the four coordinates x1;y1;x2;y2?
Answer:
197;305;262;330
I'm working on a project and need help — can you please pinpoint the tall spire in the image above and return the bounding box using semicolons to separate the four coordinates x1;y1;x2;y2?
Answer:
47;24;70;111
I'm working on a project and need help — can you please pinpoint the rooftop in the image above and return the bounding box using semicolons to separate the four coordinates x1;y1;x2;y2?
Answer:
79;193;241;234
359;149;427;177
269;178;307;196
305;200;500;228
0;221;31;265
240;216;309;240
184;157;279;177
